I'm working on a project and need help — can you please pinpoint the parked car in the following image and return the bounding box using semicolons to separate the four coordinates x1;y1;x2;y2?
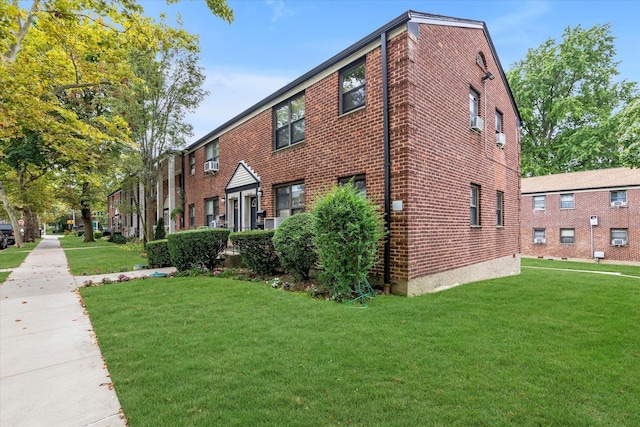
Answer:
0;223;15;246
101;227;111;237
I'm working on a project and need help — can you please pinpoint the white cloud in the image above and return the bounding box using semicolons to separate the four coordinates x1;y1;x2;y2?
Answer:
266;0;294;23
186;67;295;142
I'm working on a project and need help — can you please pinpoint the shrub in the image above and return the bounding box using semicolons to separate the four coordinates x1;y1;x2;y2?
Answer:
272;213;317;280
313;183;385;301
167;229;230;272
110;233;126;245
146;239;172;268
94;231;103;239
229;230;279;276
154;218;166;240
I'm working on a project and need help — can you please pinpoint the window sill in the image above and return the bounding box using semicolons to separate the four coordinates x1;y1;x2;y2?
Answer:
338;105;366;118
470;225;482;229
273;140;305;154
496;225;504;229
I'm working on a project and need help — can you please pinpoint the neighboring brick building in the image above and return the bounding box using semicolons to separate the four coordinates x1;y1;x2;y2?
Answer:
148;10;523;296
521;167;640;263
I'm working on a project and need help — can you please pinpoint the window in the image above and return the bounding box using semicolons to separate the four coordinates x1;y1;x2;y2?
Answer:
610;190;627;206
533;195;546;210
205;198;219;226
339;174;366;197
560;228;575;244
495;110;503;133
188;204;195;228
469;88;479;121
560;193;574;209
476;51;487;69
189;153;196;175
533;228;546;243
496;191;504;226
470;184;480;226
340;59;366;114
274;93;305;149
610;229;628;246
205;139;219;163
275;182;304;217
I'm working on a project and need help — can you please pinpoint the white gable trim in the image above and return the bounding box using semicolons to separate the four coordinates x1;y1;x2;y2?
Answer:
226;161;260;191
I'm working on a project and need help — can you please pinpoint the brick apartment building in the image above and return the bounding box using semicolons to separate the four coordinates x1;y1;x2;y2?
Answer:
521;167;640;263
110;10;523;296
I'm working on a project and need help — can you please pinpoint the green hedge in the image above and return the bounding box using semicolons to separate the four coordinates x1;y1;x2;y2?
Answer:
272;213;317;280
167;229;230;272
110;233;126;245
229;230;279;276
146;239;171;268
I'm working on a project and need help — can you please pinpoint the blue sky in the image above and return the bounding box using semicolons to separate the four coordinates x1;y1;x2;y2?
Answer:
139;0;640;142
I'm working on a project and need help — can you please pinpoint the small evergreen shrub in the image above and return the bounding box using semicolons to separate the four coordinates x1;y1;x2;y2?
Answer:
154;218;166;240
94;231;103;239
110;233;126;245
229;230;279;276
167;229;229;272
313;183;385;302
272;213;317;280
146;239;171;268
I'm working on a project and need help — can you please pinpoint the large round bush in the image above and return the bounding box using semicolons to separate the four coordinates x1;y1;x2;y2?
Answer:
272;212;317;280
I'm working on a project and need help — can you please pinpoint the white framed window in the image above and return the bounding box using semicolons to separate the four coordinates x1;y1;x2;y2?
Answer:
560;228;575;244
205;139;219;163
533;195;546;210
275;182;305;218
495;110;503;133
610;229;628;246
533;228;546;244
470;184;480;226
469;88;479;121
610;190;627;206
188;204;195;228
189;153;196;175
560;193;574;209
205;198;219;226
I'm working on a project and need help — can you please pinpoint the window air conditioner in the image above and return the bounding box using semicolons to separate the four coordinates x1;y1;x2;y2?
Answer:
533;238;546;244
612;239;627;246
611;200;627;207
209;220;218;228
204;160;219;173
264;217;285;230
495;132;506;148
470;116;483;131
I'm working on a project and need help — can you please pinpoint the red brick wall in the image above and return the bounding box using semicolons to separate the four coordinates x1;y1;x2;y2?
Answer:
522;189;640;262
180;22;521;285
404;25;521;280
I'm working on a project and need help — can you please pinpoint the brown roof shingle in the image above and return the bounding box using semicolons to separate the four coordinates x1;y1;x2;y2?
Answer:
521;167;640;194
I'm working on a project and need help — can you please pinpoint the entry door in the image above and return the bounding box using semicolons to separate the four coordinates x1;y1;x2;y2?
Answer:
250;197;257;230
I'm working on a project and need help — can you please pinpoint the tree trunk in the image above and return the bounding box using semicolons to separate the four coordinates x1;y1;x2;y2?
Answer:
145;189;156;244
22;207;38;243
81;182;95;243
0;179;24;248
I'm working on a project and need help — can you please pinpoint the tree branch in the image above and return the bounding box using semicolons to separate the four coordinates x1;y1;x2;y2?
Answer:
53;81;112;96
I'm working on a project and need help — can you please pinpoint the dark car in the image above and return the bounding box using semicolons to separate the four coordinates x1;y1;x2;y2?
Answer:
0;233;6;250
101;227;111;237
0;223;15;246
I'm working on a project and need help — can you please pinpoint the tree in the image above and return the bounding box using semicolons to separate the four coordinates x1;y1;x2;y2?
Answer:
618;97;640;168
1;0;233;246
507;24;637;176
119;35;208;242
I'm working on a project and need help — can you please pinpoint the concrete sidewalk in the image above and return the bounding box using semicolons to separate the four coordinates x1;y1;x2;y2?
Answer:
0;236;127;427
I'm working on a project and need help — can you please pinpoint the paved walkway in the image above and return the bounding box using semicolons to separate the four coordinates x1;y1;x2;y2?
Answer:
0;236;174;426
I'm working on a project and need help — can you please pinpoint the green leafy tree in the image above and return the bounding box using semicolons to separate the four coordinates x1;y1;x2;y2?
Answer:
507;24;637;176
272;212;317;280
618;97;640;168
312;183;384;302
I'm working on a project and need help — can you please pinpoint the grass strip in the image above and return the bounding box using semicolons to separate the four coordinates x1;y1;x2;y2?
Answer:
81;267;640;427
522;256;640;277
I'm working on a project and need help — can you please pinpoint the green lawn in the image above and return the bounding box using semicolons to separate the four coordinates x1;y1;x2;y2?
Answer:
0;240;41;284
522;256;640;277
60;235;148;275
81;265;640;427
